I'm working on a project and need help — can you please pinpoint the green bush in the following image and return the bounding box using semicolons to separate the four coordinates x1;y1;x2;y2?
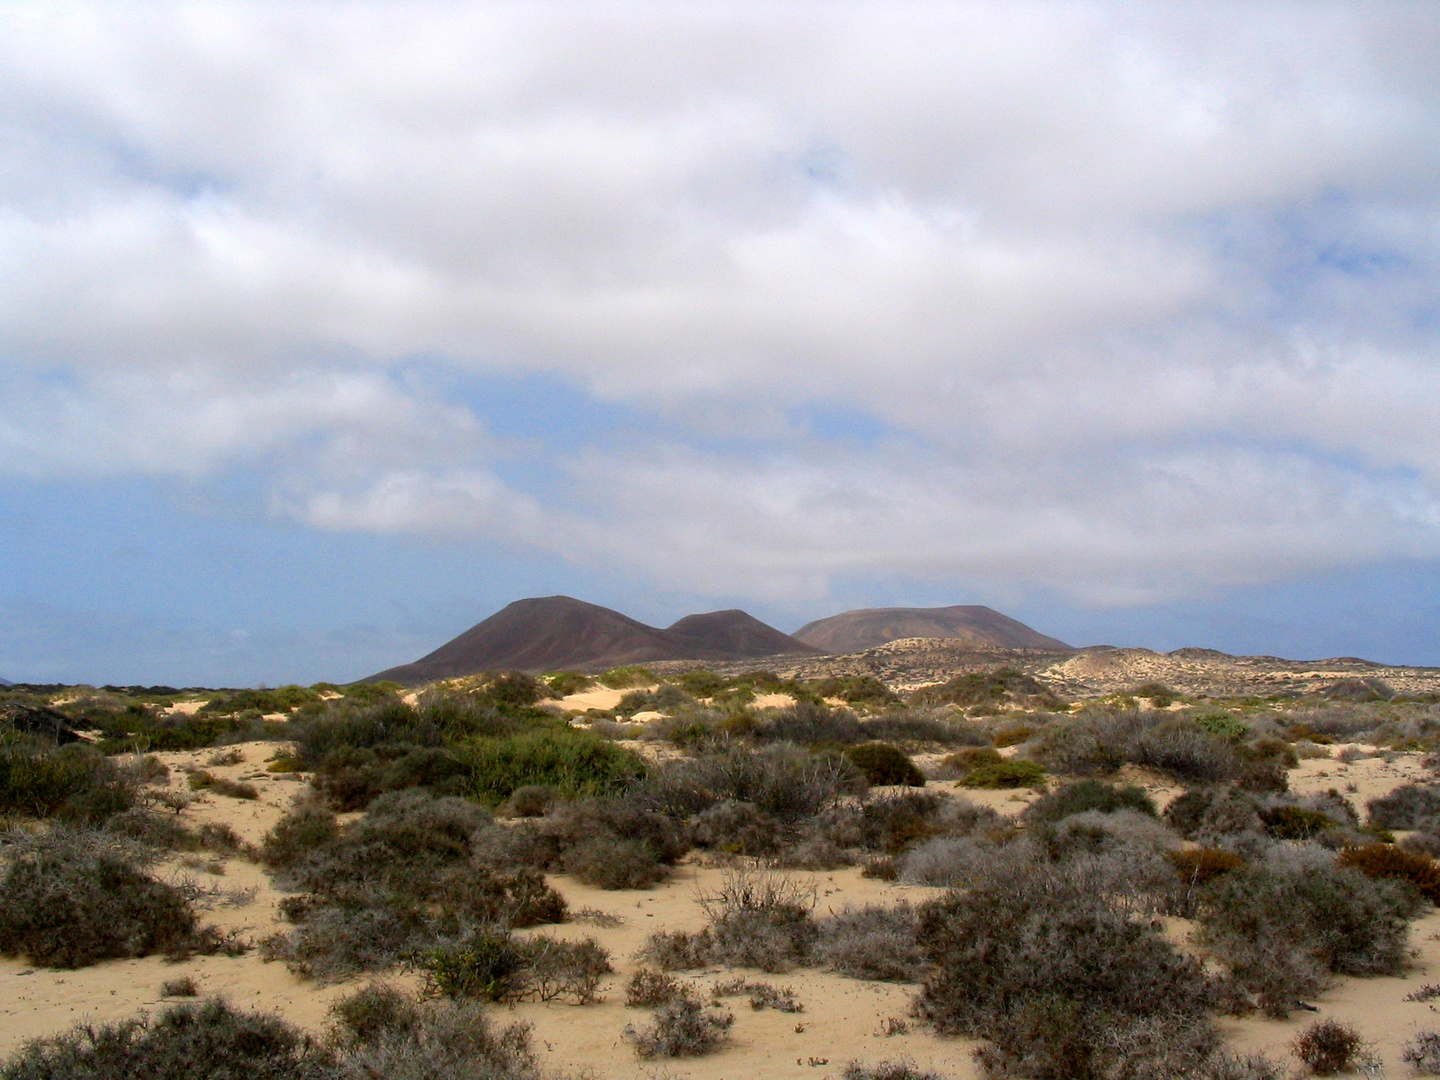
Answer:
200;686;321;716
545;672;595;697
909;668;1063;709
0;736;135;822
677;670;725;698
1024;779;1156;823
843;743;925;787
958;759;1046;789
260;791;565;980
1191;711;1247;740
409;928;611;1004
455;729;646;806
599;666;657;690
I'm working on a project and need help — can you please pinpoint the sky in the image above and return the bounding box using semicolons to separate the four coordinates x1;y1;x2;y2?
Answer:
3;1;1440;686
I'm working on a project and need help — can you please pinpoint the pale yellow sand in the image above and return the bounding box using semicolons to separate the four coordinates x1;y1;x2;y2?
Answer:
4;740;1440;1077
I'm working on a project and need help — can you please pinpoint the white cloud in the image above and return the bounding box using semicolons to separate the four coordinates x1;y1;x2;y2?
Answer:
1;1;1438;605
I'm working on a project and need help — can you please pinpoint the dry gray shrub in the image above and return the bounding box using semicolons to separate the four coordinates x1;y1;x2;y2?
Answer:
623;996;734;1059
1194;845;1418;1017
1404;1030;1440;1074
326;983;540;1080
813;902;925;982
842;1062;946;1080
914;854;1218;1080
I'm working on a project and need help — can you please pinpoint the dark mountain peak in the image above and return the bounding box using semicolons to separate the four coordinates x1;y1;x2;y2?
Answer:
667;610;822;658
794;604;1071;654
365;597;817;686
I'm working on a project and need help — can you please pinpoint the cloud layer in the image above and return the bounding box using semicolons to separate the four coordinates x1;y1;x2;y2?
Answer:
3;1;1439;607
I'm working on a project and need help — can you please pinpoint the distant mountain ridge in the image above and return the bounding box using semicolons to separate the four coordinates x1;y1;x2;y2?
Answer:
794;604;1072;653
365;596;821;685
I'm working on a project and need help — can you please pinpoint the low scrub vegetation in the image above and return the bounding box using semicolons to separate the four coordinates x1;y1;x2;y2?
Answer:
0;830;243;968
0;990;543;1080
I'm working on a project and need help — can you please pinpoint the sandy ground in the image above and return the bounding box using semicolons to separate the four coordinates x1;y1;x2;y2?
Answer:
4;740;1440;1077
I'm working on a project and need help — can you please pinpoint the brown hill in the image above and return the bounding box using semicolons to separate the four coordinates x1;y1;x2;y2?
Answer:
793;604;1072;653
667;609;823;660
365;596;817;685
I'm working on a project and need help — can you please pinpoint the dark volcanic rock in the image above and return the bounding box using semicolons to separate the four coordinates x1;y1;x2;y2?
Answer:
365;596;816;685
794;604;1071;653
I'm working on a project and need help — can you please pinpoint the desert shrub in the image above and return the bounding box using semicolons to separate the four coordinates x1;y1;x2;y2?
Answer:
1404;1031;1440;1074
754;701;866;746
698;871;818;972
0;736;136;822
636;929;711;971
325;984;540;1080
411;929;610;1005
206;747;246;766
1292;1018;1369;1076
626;968;684;1007
1035;709;1240;783
261;791;565;979
599;666;656;690
455;729;645;806
160;976;199;997
541;795;690;888
1194;849;1417;1016
0;999;332;1080
937;746;1001;778
639;743;866;823
1189;710;1247;740
847;790;952;854
899;835;999;887
187;771;259;799
909;669;1063;709
1130;720;1242;783
0;830;241;969
958;758;1046;788
814;902;924;982
498;784;557;818
708;977;803;1011
311;746;474;812
1258;804;1335;841
623;996;733;1058
811;676;902;708
1025;779;1156;824
1167;848;1245;916
104;807;199;851
545;672;594;697
408;928;527;1002
1369;782;1440;830
563;834;671;889
844;743;925;786
914;857;1217;1080
842;1063;945;1080
863;711;990;748
675;670;725;698
1338;843;1440;902
260;801;341;870
692;799;785;856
